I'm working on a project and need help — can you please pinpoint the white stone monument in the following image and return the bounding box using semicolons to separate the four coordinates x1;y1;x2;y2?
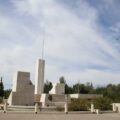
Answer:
91;103;95;113
49;83;65;95
8;71;34;106
40;83;69;107
34;59;45;102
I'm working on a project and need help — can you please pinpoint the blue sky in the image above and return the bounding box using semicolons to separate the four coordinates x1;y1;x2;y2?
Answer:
0;0;120;89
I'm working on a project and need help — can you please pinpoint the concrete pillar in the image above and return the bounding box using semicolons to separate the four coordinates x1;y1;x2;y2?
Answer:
64;95;68;114
91;104;94;113
118;106;120;113
96;109;100;114
35;103;38;114
4;101;7;113
112;104;117;112
65;103;68;114
35;59;45;96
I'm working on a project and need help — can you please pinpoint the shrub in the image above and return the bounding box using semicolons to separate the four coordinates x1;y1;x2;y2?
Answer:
68;99;90;111
92;97;112;110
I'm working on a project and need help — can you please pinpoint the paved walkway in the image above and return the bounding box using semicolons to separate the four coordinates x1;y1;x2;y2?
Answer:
0;113;120;120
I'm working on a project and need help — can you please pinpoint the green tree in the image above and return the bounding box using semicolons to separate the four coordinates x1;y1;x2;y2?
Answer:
94;84;120;102
73;83;92;94
44;80;53;93
4;89;11;99
103;84;120;102
85;82;94;94
65;84;73;94
0;77;4;97
59;76;66;84
95;87;106;94
73;83;80;93
0;97;3;103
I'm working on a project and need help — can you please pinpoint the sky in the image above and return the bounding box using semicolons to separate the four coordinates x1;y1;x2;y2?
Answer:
0;0;120;89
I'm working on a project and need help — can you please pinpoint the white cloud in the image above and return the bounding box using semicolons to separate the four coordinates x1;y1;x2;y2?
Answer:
63;69;120;86
0;0;120;88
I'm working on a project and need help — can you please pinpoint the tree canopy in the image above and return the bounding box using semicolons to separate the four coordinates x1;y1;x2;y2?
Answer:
0;77;4;97
44;80;53;93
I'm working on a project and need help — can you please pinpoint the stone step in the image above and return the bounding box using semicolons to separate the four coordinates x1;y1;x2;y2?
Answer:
7;106;58;112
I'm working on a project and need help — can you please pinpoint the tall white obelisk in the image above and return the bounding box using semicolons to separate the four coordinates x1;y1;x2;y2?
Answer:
34;59;45;101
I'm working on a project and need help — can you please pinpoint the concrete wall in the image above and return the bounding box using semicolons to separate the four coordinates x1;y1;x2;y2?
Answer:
70;94;103;99
40;94;71;107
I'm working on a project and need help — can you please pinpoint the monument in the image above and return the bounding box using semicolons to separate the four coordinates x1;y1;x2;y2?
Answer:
40;83;69;107
7;59;102;109
49;83;65;94
34;59;45;102
8;71;34;106
34;59;45;113
8;59;45;107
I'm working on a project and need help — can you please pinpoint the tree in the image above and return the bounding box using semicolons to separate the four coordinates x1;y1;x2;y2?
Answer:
44;80;53;93
73;83;90;94
59;76;66;84
73;83;80;93
0;77;4;97
103;84;120;102
85;82;94;94
4;89;11;99
65;84;73;94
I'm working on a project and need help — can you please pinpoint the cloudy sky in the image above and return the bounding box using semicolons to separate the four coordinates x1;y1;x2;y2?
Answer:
0;0;120;89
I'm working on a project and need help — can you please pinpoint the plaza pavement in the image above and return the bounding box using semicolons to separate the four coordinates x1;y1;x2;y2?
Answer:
0;112;120;120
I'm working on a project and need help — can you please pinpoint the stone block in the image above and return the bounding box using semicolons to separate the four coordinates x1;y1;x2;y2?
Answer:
8;71;34;106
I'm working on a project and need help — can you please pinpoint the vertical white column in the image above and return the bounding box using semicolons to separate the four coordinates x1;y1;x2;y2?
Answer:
4;100;7;113
64;103;68;114
112;103;117;112
35;59;45;95
12;72;18;92
65;95;68;114
118;106;120;113
96;109;100;114
35;103;38;114
91;103;94;113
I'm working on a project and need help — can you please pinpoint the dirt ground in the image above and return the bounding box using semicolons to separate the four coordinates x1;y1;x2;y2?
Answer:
0;112;120;120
